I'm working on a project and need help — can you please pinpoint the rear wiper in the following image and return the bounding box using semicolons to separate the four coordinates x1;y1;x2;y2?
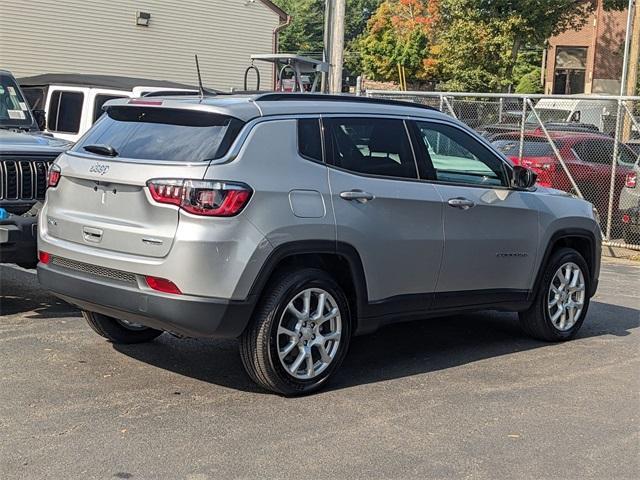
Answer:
83;144;118;157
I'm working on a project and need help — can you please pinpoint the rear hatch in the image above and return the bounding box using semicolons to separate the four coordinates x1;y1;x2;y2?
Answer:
44;104;244;257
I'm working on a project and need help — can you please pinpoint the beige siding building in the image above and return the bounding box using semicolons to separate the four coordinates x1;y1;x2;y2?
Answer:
0;0;287;90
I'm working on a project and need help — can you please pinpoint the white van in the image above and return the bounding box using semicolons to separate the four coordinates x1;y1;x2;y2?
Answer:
529;97;617;135
19;74;199;142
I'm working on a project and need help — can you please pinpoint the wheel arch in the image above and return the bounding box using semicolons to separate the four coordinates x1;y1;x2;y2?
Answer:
247;240;369;331
533;228;599;298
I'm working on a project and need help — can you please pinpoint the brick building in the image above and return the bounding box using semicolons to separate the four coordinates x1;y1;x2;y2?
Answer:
545;0;629;95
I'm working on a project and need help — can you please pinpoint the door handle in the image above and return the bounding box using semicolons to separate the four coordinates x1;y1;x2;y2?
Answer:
340;190;375;203
447;197;475;210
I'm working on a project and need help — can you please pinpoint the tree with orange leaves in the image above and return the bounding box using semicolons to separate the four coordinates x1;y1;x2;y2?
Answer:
358;0;440;83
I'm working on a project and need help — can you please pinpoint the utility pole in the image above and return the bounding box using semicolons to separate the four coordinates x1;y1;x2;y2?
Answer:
621;0;638;141
321;0;333;93
328;0;346;94
620;0;636;96
626;0;640;96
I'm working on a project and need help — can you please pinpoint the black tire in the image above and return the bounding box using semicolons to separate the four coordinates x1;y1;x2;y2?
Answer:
82;311;164;344
239;268;352;396
519;247;591;342
623;225;639;246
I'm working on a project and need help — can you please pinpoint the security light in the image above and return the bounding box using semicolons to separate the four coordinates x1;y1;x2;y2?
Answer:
136;11;151;27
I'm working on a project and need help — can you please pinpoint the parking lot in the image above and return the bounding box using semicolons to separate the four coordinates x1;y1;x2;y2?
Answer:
0;258;638;480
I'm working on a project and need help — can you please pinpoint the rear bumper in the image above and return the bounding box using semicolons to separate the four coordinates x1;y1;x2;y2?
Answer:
0;215;38;266
37;263;256;338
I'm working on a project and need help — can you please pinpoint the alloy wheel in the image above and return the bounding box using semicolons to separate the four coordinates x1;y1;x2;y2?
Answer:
276;288;342;380
547;261;586;331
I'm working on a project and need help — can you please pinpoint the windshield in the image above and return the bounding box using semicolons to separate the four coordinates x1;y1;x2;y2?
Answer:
526;108;572;124
0;73;35;128
73;106;244;162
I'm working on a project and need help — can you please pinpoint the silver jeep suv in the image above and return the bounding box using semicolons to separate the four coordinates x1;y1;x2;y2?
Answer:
38;93;601;395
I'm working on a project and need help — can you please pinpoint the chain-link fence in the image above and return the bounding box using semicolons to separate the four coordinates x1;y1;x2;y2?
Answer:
364;90;640;250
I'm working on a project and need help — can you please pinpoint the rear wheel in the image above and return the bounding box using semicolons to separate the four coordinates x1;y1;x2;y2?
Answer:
82;311;164;344
519;248;590;341
239;268;351;396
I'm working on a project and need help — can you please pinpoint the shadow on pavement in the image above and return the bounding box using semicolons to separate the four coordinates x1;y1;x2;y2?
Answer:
0;264;80;318
113;300;638;394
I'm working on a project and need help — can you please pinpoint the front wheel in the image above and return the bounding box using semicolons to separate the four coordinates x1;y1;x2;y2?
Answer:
239;268;352;396
519;248;591;341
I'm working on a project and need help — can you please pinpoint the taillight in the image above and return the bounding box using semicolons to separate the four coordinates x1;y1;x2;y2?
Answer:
145;276;182;294
47;164;61;187
622;214;631;224
38;251;51;264
625;172;637;188
147;179;252;217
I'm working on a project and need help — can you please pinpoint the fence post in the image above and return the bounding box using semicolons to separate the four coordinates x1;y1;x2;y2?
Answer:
442;96;458;118
499;97;504;124
518;97;527;163
605;99;624;240
439;94;444;113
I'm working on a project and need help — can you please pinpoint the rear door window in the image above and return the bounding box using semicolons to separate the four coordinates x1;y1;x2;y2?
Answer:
323;117;418;179
573;140;614;165
48;90;83;133
73;106;244;162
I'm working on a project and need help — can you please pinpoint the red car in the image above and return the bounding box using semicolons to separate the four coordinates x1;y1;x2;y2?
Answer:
492;131;638;228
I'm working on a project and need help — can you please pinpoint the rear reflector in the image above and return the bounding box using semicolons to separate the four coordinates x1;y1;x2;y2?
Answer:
625;172;637;189
622;214;631;224
145;276;182;294
38;251;51;264
147;179;252;216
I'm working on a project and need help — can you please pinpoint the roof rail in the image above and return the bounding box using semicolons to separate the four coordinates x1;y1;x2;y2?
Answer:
254;93;438;111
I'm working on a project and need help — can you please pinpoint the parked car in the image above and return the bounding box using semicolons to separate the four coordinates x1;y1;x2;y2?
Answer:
18;73;201;142
618;161;640;245
38;93;601;395
528;97;617;135
492;131;637;232
0;70;71;268
482;121;601;139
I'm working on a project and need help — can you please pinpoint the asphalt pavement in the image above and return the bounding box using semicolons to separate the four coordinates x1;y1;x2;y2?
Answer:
0;259;638;480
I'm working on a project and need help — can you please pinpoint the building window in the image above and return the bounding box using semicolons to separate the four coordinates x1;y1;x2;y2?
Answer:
553;47;587;94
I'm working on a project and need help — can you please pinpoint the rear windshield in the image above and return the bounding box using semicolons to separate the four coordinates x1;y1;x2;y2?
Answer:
492;138;560;157
73;106;244;162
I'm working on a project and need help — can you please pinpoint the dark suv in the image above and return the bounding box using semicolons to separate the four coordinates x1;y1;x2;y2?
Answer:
1;70;71;267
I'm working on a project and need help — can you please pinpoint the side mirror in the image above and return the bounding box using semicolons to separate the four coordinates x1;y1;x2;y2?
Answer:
511;165;537;189
32;109;46;131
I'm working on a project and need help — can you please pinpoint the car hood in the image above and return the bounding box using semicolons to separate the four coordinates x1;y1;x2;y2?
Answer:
0;129;73;154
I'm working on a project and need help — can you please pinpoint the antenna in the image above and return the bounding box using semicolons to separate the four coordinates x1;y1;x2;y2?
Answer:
195;54;205;100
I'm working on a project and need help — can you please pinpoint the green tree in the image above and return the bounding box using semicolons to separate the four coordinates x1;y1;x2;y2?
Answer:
273;0;325;54
273;0;382;55
434;0;593;91
357;0;439;82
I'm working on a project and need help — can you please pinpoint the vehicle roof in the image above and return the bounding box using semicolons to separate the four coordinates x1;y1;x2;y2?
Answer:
17;73;199;91
103;93;448;123
493;130;614;141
